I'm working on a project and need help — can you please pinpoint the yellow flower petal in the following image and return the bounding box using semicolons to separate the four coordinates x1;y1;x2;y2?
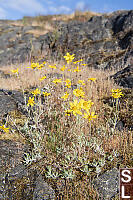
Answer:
10;68;18;74
39;76;47;81
88;78;96;82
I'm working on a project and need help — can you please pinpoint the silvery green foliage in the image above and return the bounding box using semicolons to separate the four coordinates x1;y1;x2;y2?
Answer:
23;151;41;166
45;166;61;179
61;168;75;179
20;118;44;165
80;165;92;175
88;137;105;155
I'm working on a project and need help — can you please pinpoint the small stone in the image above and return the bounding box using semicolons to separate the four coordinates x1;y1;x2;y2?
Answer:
93;168;119;200
33;175;55;200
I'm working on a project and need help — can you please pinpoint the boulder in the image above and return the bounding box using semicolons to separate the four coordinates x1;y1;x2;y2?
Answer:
0;10;132;71
93;168;119;199
111;65;133;88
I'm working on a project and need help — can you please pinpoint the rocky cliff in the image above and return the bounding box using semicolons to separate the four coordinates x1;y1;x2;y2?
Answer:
0;10;132;68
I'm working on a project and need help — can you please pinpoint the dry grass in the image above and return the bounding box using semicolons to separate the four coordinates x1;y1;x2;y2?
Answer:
25;24;54;37
8;10;101;38
0;59;116;90
52;10;101;22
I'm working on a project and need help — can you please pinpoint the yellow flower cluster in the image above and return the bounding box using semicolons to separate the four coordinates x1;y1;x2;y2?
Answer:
65;99;97;121
27;87;51;106
52;79;62;84
27;62;46;69
24;52;99;122
9;52;124;126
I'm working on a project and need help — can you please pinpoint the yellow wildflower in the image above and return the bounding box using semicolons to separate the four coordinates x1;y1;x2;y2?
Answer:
79;99;94;111
52;79;62;84
64;52;75;64
83;112;97;122
88;78;96;82
10;68;18;74
31;88;41;96
69;100;82;116
65;79;71;84
66;83;71;88
27;62;39;69
43;92;51;97
73;59;83;64
81;64;87;66
78;80;85;86
65;79;71;88
68;69;73;72
73;66;81;72
73;88;85;98
37;64;45;69
111;89;124;99
61;92;69;100
48;65;57;69
60;65;67;71
0;125;10;133
39;76;47;81
65;109;72;116
27;97;35;107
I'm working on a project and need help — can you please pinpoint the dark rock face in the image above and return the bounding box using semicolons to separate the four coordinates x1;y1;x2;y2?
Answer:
111;65;133;88
52;10;133;70
0;89;27;118
0;10;132;72
0;23;51;66
33;175;55;200
0;139;55;200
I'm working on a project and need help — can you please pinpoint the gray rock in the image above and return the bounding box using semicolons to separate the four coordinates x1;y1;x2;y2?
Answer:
0;10;132;74
0;140;27;199
111;65;133;88
33;175;55;200
0;89;17;117
0;89;27;118
93;168;119;200
51;10;133;70
0;138;55;200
